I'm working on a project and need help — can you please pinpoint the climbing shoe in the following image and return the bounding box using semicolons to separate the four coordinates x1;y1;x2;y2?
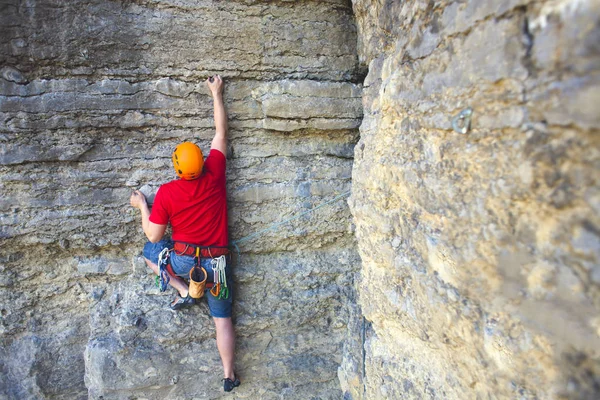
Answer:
170;294;195;310
223;376;240;392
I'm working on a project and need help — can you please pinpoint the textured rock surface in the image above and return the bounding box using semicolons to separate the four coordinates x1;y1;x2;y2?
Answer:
4;0;600;398
343;0;600;399
0;0;361;398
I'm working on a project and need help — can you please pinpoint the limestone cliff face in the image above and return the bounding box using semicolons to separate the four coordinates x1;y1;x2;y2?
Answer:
0;1;361;398
343;0;600;399
2;0;600;399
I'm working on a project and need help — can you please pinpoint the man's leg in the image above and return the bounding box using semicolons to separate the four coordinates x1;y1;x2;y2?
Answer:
213;317;236;380
144;258;189;297
205;256;238;389
142;240;189;298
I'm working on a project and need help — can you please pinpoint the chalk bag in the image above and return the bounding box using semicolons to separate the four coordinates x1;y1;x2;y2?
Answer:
189;266;207;299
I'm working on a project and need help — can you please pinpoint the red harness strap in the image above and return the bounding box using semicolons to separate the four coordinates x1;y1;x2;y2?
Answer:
173;241;230;258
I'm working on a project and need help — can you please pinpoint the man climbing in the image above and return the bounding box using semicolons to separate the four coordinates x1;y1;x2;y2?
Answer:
129;75;240;392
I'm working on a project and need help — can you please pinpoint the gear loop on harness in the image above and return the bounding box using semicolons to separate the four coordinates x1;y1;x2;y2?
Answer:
157;247;172;292
210;255;229;299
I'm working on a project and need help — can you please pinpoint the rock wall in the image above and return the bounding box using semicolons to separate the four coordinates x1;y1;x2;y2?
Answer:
0;0;362;398
343;0;600;399
4;0;600;399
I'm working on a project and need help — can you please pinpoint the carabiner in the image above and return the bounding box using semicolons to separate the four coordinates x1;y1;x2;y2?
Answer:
219;286;229;300
211;282;221;297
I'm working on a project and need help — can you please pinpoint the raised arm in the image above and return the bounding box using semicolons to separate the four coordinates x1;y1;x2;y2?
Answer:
206;75;227;155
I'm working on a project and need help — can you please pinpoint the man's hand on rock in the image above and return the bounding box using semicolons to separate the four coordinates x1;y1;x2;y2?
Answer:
130;190;147;209
206;75;223;98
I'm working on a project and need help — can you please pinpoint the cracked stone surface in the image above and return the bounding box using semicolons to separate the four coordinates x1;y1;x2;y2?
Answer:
0;0;361;398
341;0;600;399
3;0;600;399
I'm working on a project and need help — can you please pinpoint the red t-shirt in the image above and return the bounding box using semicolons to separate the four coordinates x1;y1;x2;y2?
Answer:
149;149;228;246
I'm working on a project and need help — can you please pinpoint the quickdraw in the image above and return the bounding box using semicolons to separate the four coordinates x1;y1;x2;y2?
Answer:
157;247;171;292
210;255;229;300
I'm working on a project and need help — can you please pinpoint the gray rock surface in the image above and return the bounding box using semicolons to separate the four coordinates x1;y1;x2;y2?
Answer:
3;0;599;398
0;0;360;398
343;0;600;399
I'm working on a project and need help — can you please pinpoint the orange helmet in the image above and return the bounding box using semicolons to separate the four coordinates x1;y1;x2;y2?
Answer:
172;142;204;180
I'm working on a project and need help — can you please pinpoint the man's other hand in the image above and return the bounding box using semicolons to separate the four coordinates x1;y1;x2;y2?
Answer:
206;75;223;98
130;190;147;209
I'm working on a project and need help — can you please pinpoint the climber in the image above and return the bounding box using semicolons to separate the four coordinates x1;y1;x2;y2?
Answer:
129;75;240;393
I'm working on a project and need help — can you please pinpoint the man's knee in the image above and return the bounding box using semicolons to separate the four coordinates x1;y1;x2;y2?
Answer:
142;239;172;264
144;257;156;266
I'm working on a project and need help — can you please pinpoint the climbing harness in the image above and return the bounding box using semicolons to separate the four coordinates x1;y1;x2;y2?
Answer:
173;242;230;258
154;243;231;300
210;255;229;300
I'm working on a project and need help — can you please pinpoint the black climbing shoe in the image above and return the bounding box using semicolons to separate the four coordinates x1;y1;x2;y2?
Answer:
170;294;195;310
223;376;240;392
